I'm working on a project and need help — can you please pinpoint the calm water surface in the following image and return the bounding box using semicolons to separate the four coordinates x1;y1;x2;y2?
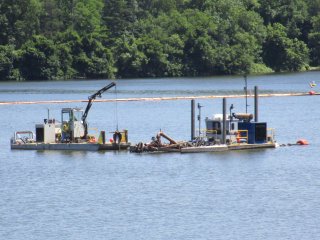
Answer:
1;72;320;240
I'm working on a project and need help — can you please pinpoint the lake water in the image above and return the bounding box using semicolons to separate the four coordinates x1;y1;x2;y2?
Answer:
1;72;320;240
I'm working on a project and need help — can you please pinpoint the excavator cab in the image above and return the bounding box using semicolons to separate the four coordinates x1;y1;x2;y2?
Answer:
61;108;85;142
60;82;116;143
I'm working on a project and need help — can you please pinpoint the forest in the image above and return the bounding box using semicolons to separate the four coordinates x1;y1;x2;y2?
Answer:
0;0;319;81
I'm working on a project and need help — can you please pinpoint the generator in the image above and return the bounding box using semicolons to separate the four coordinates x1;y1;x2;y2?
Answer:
35;120;56;143
238;122;267;144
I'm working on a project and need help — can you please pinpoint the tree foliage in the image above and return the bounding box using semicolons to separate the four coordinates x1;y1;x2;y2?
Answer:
0;0;319;81
263;23;309;72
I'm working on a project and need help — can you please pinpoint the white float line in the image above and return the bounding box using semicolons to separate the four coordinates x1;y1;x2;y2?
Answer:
0;92;313;105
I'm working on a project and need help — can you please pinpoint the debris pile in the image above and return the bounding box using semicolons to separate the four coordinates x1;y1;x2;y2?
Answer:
130;131;191;153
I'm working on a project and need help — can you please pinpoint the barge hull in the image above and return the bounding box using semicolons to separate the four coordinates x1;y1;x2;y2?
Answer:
11;142;130;151
181;145;228;153
132;143;277;154
180;143;276;153
227;143;276;150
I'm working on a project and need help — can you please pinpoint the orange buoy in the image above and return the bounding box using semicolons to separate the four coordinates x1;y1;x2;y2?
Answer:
296;139;309;145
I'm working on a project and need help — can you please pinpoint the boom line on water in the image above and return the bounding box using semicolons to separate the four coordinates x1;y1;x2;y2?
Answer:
0;92;313;106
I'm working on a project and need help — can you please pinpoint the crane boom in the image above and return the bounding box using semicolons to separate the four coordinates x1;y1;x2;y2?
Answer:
82;82;116;138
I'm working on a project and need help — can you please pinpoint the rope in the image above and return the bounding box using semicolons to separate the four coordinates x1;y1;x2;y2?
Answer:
114;81;119;131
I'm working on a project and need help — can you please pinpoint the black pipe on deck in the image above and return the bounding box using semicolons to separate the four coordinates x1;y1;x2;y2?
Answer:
191;99;195;140
222;98;227;144
254;86;259;122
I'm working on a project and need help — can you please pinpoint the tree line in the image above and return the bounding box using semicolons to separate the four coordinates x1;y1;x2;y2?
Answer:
0;0;319;81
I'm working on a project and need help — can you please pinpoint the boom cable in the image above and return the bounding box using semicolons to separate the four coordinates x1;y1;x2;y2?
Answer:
114;81;119;131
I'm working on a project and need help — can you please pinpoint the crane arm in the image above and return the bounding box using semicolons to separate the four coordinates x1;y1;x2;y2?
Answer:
82;82;116;138
88;82;117;101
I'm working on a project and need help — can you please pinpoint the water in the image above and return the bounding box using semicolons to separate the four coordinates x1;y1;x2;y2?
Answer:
1;72;320;240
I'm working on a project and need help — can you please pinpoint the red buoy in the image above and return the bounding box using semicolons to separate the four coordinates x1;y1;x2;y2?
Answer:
296;139;309;145
309;91;316;95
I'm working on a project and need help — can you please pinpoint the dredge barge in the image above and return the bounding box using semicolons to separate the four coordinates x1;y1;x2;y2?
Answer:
11;83;277;153
130;86;277;153
11;82;130;151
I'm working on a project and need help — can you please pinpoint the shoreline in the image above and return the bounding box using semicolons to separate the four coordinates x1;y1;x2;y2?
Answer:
0;68;319;83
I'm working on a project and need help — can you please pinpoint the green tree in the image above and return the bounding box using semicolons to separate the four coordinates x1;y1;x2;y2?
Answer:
19;35;62;80
72;34;116;79
113;35;148;78
73;0;104;36
258;0;308;39
308;16;320;66
0;45;20;80
263;23;309;71
0;0;42;47
39;0;63;37
103;0;139;38
0;0;318;81
199;0;267;74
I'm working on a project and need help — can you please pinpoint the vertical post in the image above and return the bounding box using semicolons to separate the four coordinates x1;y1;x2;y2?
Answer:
222;98;227;144
123;129;128;143
254;86;259;122
191;99;195;140
197;103;203;137
244;74;248;113
101;131;106;144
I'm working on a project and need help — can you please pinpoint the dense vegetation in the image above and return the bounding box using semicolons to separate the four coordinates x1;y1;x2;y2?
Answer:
0;0;319;81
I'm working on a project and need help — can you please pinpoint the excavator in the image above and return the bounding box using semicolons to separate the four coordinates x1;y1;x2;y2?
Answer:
61;82;116;142
11;81;131;150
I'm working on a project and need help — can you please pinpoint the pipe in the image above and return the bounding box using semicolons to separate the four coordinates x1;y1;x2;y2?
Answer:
254;86;259;122
157;131;177;145
222;98;227;144
191;99;195;140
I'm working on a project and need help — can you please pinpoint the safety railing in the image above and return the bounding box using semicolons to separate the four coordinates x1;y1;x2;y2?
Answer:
203;129;218;139
236;130;248;143
267;128;275;143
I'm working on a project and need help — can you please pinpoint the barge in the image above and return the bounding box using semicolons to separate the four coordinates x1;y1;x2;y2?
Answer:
130;86;277;154
10;130;130;151
11;82;130;151
184;86;277;152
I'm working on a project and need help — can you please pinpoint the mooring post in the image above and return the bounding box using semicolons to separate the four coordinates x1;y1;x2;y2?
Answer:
222;98;227;144
191;99;195;140
244;74;248;113
101;131;106;144
254;86;259;122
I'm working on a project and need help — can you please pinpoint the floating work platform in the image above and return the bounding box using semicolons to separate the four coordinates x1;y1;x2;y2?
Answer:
181;145;228;153
10;82;133;152
228;142;277;150
129;129;277;154
11;142;130;151
188;142;278;153
131;142;277;154
182;142;277;153
131;86;279;155
10;130;130;151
